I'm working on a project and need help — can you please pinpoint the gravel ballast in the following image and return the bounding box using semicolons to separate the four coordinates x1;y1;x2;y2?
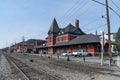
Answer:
0;54;19;80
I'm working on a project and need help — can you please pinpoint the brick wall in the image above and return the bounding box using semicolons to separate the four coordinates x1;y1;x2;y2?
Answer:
56;34;77;43
47;34;56;46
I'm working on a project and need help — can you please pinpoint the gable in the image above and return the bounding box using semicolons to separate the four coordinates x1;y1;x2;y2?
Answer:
73;28;85;35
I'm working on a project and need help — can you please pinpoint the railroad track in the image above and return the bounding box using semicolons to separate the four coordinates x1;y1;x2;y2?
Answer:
5;54;60;80
6;53;120;79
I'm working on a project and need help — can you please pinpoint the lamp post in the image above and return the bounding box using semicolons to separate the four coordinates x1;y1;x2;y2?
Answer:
100;31;105;65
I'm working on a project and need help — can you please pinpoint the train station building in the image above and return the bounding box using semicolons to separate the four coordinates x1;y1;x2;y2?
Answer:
36;18;109;56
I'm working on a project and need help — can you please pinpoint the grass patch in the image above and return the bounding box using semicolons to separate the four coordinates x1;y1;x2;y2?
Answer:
103;56;110;60
103;55;117;60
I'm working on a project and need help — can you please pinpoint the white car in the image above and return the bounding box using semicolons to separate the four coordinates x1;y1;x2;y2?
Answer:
61;52;68;56
61;52;72;56
73;51;89;57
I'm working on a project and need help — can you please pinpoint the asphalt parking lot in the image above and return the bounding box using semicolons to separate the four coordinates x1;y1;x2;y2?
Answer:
29;53;118;67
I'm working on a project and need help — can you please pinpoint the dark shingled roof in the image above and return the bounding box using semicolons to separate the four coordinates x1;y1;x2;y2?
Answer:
35;34;117;49
61;23;85;35
69;34;100;45
64;24;76;33
17;39;46;45
26;39;46;45
48;18;59;34
48;18;85;35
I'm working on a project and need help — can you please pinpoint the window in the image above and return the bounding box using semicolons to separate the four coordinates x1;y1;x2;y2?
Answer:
58;37;60;42
49;37;52;42
78;45;81;51
62;36;64;41
50;48;52;52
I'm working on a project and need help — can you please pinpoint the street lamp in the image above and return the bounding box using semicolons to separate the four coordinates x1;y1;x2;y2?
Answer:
100;30;105;65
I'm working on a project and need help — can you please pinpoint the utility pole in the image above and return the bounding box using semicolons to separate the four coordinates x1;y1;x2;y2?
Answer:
106;0;112;66
92;0;112;65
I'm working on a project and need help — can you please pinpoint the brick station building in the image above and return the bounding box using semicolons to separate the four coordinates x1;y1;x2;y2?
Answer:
36;18;109;56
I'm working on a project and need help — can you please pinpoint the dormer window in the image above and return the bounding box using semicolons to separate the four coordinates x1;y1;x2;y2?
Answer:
58;32;60;35
61;31;64;34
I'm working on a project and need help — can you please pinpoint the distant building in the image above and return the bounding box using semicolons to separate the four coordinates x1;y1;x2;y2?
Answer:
14;39;46;53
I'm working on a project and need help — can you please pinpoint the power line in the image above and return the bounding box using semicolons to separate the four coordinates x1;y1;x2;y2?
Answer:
63;0;90;24
56;0;119;35
58;0;83;21
59;1;87;23
92;0;120;18
83;4;119;35
117;0;120;4
59;0;90;26
110;0;120;12
81;16;102;28
57;0;107;34
84;23;107;31
84;24;107;33
68;2;95;23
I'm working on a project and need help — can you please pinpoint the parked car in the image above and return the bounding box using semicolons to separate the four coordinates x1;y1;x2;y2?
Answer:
61;52;73;56
72;52;80;57
112;51;120;55
72;51;89;57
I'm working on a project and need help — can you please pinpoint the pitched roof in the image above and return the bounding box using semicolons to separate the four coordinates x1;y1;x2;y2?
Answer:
36;34;102;48
48;18;85;35
17;39;46;45
64;24;76;33
48;18;59;34
57;24;85;35
26;39;46;45
69;34;100;45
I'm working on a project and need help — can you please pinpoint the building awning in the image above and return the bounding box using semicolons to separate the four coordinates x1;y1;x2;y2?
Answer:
35;45;48;49
53;42;69;47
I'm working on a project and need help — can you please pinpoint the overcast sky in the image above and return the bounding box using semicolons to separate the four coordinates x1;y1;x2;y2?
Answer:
0;0;120;48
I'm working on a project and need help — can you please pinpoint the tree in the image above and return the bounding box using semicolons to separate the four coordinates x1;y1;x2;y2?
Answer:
115;27;120;51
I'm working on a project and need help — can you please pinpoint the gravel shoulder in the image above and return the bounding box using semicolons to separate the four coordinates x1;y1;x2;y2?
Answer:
0;54;19;80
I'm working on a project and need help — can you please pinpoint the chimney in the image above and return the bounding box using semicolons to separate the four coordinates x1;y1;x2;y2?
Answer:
75;19;79;28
